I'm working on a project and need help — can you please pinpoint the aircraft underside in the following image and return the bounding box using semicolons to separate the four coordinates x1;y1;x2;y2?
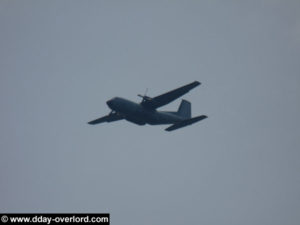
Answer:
124;110;183;126
88;81;207;131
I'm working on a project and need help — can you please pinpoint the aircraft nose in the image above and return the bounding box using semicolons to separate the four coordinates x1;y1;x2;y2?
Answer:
106;99;114;108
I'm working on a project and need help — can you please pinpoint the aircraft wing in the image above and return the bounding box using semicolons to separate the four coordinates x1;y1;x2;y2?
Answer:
88;112;124;125
141;81;200;109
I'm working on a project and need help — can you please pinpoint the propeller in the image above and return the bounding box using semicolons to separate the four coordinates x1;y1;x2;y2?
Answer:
137;88;152;102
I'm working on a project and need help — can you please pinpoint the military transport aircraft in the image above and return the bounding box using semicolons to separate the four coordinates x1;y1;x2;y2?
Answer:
88;81;207;131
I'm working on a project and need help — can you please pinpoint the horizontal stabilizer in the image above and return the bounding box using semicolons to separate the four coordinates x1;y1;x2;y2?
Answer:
165;115;207;131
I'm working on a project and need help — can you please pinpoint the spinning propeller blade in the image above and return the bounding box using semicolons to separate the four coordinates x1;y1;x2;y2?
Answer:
137;88;151;101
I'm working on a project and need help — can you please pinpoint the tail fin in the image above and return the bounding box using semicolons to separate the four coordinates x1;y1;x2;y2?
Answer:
177;100;191;119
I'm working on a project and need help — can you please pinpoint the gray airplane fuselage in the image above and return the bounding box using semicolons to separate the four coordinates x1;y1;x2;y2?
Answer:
106;97;183;125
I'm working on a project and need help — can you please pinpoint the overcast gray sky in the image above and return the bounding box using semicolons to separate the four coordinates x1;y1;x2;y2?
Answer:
1;1;300;225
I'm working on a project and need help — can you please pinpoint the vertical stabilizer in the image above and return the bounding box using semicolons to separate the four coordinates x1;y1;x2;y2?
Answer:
177;100;191;119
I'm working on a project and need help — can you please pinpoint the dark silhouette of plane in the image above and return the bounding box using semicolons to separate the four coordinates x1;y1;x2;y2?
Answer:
88;81;207;131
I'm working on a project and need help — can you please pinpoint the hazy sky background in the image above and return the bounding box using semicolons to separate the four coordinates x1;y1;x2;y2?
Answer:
1;1;300;225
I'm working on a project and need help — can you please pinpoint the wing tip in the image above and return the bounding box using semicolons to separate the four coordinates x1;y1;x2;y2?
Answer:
189;81;201;89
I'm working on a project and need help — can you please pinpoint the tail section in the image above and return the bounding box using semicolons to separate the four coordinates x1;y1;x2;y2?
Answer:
177;100;191;119
165;115;208;131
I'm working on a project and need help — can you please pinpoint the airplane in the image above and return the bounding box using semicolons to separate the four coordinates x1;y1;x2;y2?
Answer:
88;81;207;131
